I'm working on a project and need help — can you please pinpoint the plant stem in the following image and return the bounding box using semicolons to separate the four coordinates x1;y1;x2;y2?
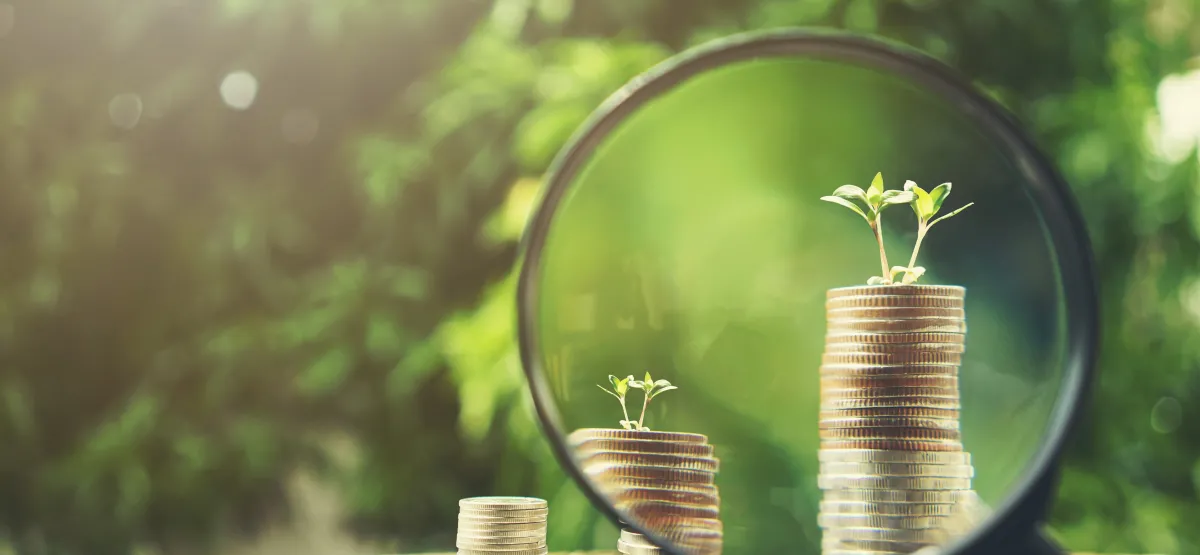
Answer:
871;216;890;283
906;221;928;281
637;391;651;430
620;397;631;426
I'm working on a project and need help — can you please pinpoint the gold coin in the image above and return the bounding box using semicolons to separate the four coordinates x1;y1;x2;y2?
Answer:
822;488;962;503
580;452;720;472
826;307;966;319
818;513;948;529
818;416;959;431
820;406;960;419
820;375;959;389
824;526;952;543
822;351;963;365
608;486;720;506
820;439;962;452
827;319;967;334
597;478;719;496
821;386;960;399
820;364;960;377
825;294;965;309
819;449;971;465
818;475;972;490
826;285;965;299
824;331;965;344
824;341;965;354
572;438;715;457
819;427;961;442
622;499;721;520
821;396;960;410
587;465;716;484
819;462;975;478
567;429;709;446
820;500;956;516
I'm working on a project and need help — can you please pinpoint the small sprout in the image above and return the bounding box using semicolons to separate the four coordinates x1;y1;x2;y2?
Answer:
895;181;974;284
597;374;636;430
820;172;914;284
605;371;678;432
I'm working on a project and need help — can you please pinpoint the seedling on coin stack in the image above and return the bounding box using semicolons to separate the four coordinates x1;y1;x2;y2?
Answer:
575;372;722;555
816;174;988;555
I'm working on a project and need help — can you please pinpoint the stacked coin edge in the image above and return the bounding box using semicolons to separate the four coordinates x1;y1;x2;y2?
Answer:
456;497;548;555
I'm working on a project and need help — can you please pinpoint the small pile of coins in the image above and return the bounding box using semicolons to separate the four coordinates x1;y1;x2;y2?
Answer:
618;528;663;555
456;497;548;555
819;285;981;554
567;428;724;555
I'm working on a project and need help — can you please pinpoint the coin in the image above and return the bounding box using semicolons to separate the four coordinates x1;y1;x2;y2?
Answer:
827;285;965;299
819;462;974;478
457;549;548;555
821;387;960;401
579;452;720;472
824;331;965;344
820;501;956;516
623;500;721;520
617;538;662;554
459;497;547;510
819;440;963;453
819;416;959;431
572;438;715;457
596;478;719;495
824;526;951;543
586;465;716;484
821;487;963;503
820;364;960;377
827;320;967;334
820;376;959;389
567;429;709;446
458;507;548;517
818;475;972;490
821;396;961;410
821;537;935;554
824;341;965;354
608;486;720;506
825;295;964;310
620;529;657;547
819;449;971;465
456;536;546;548
826;307;966;319
822;351;963;365
456;526;547;537
820;408;961;422
819;426;961;442
818;513;948;529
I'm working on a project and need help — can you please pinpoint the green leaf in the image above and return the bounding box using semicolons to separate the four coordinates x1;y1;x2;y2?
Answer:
904;180;917;192
867;276;888;285
644;371;653;384
831;184;869;203
628;379;646;390
820;196;870;220
866;172;884;206
929;202;975;227
890;266;909;279
598;384;622;400
914;186;934;219
650;384;678;399
929;183;952;213
620;420;636;430
297;348;354;396
901;266;926;284
653;379;672;388
880;190;915;210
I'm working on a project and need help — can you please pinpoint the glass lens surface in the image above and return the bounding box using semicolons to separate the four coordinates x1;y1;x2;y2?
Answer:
522;53;1072;554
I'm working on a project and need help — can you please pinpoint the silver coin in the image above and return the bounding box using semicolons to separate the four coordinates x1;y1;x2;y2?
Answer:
820;375;960;390
456;525;546;537
824;341;966;354
820;500;956;516
567;428;709;446
617;538;662;554
827;320;967;334
819;449;971;465
819;475;972;490
579;451;720;472
459;497;547;510
456;545;549;555
456;537;546;548
825;295;964;309
822;489;962;503
585;464;716;484
818;426;961;442
819;462;974;478
822;537;937;554
818;513;949;529
822;351;963;365
826;285;965;299
826;307;966;319
820;386;961;400
820;406;960;419
824;526;952;543
573;438;715;457
822;397;961;410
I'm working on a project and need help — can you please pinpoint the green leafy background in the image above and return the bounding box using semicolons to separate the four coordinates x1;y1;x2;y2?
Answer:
0;0;1198;554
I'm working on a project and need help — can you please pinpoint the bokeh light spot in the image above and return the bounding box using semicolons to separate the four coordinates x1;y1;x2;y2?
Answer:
219;71;259;110
108;93;143;129
1150;396;1182;434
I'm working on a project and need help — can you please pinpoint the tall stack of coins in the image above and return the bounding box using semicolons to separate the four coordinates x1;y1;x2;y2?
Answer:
567;429;723;555
819;285;980;554
456;497;548;555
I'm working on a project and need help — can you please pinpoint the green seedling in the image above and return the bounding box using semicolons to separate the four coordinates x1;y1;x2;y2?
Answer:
820;172;914;284
597;371;678;431
890;180;974;284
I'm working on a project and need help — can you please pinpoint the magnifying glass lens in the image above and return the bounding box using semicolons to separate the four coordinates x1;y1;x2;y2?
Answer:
519;35;1091;555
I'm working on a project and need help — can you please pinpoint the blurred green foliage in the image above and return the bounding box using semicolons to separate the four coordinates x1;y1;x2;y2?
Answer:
0;0;1197;554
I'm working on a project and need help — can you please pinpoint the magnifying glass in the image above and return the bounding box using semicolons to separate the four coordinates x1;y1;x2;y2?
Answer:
516;30;1097;555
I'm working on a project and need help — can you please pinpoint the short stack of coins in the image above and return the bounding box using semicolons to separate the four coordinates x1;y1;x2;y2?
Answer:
567;429;724;555
819;285;980;555
456;497;548;555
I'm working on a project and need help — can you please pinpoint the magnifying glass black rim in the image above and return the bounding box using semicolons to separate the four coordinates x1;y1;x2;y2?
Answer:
516;28;1098;555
